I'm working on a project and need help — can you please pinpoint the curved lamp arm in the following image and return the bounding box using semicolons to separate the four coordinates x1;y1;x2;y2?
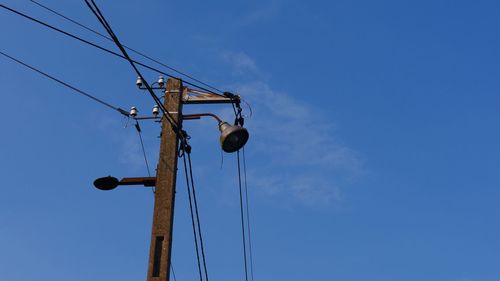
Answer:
182;113;222;123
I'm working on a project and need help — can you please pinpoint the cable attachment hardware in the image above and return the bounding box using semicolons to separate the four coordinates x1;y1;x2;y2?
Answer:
237;116;245;126
134;121;141;133
223;91;236;99
234;102;244;126
225;91;242;104
234;116;245;126
179;130;192;156
117;108;130;117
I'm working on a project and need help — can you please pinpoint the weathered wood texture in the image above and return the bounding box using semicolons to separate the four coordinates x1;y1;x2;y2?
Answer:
147;78;183;281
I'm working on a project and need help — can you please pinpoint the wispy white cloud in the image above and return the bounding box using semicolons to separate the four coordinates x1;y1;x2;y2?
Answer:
237;0;283;27
117;135;147;171
91;114;157;175
221;52;365;207
91;49;363;207
222;51;259;75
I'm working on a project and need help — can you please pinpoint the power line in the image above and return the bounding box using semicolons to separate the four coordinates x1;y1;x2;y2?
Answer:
182;149;204;281
242;147;255;281
237;150;250;281
0;50;129;117
170;263;178;281
29;0;224;94
133;121;155;194
134;121;151;177
83;0;180;135
0;3;225;97
180;141;210;281
187;150;210;281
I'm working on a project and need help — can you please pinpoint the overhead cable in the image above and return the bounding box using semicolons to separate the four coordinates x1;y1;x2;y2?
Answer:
242;148;255;281
29;0;224;94
187;150;210;281
0;3;225;97
237;150;250;281
171;263;178;281
83;0;179;134
134;121;151;177
182;151;204;281
0;50;129;117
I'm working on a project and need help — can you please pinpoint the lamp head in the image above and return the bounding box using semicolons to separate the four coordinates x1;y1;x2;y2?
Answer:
219;122;249;153
94;176;119;191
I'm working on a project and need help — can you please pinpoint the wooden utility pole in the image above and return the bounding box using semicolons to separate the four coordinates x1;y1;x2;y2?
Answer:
92;76;245;280
146;78;183;281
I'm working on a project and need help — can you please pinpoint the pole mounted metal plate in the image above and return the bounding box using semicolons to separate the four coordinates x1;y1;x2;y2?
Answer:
182;88;238;104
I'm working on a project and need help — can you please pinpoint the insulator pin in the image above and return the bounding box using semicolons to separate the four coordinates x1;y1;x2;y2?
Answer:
136;76;143;88
157;76;165;88
152;105;160;116
130;106;138;117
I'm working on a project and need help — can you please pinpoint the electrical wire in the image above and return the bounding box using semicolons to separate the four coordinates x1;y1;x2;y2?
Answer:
171;263;178;281
133;120;157;193
29;0;224;95
237;150;249;281
180;140;210;281
134;121;151;177
0;50;129;117
242;147;255;281
229;91;253;281
182;150;204;281
83;0;180;136
0;3;225;97
187;151;209;281
242;99;253;118
85;0;181;135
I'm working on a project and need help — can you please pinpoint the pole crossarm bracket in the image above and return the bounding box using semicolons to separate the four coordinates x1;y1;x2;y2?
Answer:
93;176;156;190
183;87;239;104
119;177;156;187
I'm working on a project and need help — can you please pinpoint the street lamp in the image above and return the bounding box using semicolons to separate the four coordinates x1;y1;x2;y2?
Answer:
93;176;156;191
182;113;249;153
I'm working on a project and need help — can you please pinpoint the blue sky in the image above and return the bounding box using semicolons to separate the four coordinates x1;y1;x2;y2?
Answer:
1;0;500;280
